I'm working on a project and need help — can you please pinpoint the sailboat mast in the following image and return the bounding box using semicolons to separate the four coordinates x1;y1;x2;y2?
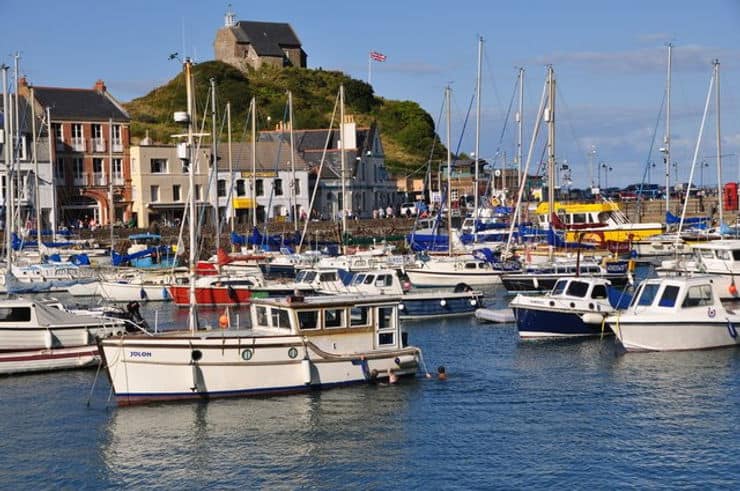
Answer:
210;78;220;252
516;67;524;225
288;91;297;232
714;59;723;227
446;85;452;256
546;66;556;218
340;85;347;253
185;59;197;334
251;97;256;230
664;43;672;214
1;66;11;264
474;36;482;242
30;87;42;251
227;102;234;236
108;117;114;256
45;107;56;243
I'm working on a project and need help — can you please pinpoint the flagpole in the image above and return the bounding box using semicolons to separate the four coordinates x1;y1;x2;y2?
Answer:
368;52;372;85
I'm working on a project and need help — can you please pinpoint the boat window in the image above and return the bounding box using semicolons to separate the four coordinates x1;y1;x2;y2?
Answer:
377;306;395;346
637;284;660;306
630;285;643;307
350;306;370;327
591;285;607;299
465;262;478;269
295;271;307;282
572;213;587;224
375;275;393;287
565;281;590;298
0;307;31;322
324;309;345;328
226;280;254;286
319;272;337;282
552;280;568;296
700;249;714;259
716;250;731;261
597;211;611;223
732;250;740;261
352;274;366;285
255;306;268;327
270;308;291;329
681;285;713;308
302;271;317;283
363;275;375;285
297;310;319;330
658;285;680;307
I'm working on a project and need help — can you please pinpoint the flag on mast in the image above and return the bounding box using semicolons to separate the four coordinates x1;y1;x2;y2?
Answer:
370;51;387;62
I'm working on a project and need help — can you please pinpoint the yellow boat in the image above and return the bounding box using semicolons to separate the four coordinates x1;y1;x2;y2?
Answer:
534;201;664;244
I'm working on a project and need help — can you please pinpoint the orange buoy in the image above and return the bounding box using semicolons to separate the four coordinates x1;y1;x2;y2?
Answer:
218;313;229;329
729;283;738;296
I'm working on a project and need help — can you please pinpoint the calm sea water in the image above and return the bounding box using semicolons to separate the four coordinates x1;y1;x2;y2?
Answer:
1;271;738;489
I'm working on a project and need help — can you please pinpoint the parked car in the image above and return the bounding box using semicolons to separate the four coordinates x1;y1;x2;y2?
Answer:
400;202;419;217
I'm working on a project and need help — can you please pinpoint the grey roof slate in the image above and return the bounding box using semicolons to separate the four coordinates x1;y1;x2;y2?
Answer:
32;87;129;121
232;21;302;57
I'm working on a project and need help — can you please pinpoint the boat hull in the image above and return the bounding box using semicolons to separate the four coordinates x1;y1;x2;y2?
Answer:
609;320;740;351
502;272;630;293
0;345;99;375
512;306;607;338
405;269;503;287
399;292;483;319
99;335;420;406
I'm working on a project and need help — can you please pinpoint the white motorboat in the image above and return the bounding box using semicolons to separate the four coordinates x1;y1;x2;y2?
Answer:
656;240;740;299
99;293;423;405
605;275;740;351
404;255;518;287
0;297;127;375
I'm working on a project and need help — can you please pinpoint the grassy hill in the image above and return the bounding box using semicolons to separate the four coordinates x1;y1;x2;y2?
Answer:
124;61;446;175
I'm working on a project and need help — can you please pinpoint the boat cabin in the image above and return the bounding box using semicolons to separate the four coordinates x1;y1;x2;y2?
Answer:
627;276;722;313
535;201;618;229
690;240;740;272
349;270;406;295
249;294;406;351
293;268;345;291
549;277;611;301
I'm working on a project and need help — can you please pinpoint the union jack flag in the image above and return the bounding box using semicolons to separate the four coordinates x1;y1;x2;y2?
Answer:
370;51;387;62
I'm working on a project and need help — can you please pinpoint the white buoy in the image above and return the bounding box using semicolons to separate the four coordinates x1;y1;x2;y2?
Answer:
301;358;312;385
440;299;447;307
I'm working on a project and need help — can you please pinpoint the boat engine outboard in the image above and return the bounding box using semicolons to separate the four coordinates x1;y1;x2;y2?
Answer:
125;301;150;332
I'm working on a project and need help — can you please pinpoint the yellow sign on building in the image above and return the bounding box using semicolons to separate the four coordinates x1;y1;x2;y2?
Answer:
240;171;277;178
233;197;255;209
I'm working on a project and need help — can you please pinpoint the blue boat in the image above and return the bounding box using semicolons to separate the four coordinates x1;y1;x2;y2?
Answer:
510;277;630;338
113;233;176;268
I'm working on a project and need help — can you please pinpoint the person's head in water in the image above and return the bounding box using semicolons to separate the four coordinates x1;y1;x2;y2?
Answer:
437;365;447;380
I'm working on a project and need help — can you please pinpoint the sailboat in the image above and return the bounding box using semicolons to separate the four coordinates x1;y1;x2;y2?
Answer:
98;61;423;405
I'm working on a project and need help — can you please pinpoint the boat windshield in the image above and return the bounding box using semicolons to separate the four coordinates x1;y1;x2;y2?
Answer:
636;283;661;307
565;281;590;298
298;271;316;283
551;280;568;296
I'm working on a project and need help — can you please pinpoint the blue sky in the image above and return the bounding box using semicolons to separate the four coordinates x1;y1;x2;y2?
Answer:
3;0;739;188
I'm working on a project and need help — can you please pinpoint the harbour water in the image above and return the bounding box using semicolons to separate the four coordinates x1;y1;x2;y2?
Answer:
1;280;738;488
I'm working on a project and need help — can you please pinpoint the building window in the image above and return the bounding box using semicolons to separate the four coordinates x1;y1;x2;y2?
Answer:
150;185;159;202
73;158;84;185
92;158;105;185
236;179;246;197
195;184;202;201
217;179;226;197
92;124;104;151
256;179;264;196
294;178;301;197
54;157;65;180
112;125;122;151
150;158;167;174
173;185;181;202
112;158;123;184
274;179;283;196
72;124;84;151
52;123;64;146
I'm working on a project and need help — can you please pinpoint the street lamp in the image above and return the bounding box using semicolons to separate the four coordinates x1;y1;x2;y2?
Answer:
600;162;612;190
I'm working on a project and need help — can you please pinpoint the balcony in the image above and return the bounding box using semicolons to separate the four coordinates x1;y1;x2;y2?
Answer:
113;175;124;185
92;172;106;186
71;138;86;152
112;142;123;153
92;138;106;152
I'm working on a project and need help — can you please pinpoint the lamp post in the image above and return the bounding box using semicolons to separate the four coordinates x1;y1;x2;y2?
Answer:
601;162;612;190
700;160;710;188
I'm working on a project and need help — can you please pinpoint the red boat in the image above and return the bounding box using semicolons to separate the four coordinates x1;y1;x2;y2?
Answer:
168;275;312;307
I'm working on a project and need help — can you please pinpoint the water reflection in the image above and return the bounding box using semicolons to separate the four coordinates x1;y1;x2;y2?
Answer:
101;384;415;488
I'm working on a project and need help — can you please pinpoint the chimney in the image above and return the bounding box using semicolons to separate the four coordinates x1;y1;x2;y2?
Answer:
94;79;107;93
